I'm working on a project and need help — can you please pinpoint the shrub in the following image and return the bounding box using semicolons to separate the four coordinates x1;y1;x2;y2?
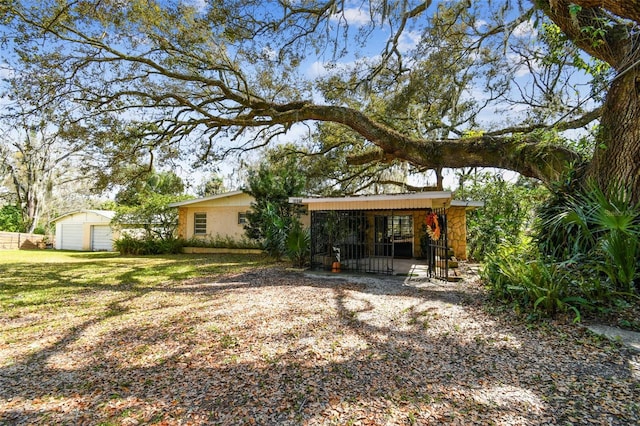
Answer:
184;234;261;250
483;180;640;323
482;238;586;321
535;179;640;296
114;235;184;255
286;221;310;267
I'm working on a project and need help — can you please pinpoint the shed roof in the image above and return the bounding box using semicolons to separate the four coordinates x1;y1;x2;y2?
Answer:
450;200;485;209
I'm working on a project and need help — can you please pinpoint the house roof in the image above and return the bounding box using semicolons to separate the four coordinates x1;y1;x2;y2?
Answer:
51;209;116;222
289;192;455;211
450;200;485;209
168;190;250;207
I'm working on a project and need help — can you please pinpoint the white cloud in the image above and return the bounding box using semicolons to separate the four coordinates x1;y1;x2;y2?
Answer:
181;0;208;13
332;7;372;27
474;19;488;30
307;61;330;79
262;47;278;61
512;20;537;38
398;30;421;53
0;63;15;79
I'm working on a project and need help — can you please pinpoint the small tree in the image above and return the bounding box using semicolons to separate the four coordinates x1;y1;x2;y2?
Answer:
196;173;226;197
243;155;306;259
113;193;186;241
457;172;548;260
112;171;188;241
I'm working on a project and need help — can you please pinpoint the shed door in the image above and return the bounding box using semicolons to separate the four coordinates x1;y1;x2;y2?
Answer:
91;225;113;251
60;223;83;251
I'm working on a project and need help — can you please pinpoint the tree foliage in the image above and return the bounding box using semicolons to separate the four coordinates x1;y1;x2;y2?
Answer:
196;173;226;197
0;117;96;232
242;156;306;258
0;204;24;232
112;171;188;240
456;171;548;260
115;170;185;207
1;0;639;201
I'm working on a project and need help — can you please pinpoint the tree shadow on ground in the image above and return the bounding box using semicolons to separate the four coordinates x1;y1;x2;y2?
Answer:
1;266;638;425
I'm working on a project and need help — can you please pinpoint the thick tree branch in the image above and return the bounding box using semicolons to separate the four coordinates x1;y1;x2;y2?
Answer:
485;107;602;136
570;1;640;23
262;103;583;185
536;0;638;70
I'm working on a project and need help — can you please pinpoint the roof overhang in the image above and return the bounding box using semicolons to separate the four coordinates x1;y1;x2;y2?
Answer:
450;200;485;210
168;190;247;207
51;209;116;223
289;192;453;211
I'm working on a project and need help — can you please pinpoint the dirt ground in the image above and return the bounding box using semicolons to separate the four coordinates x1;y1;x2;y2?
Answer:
1;265;639;425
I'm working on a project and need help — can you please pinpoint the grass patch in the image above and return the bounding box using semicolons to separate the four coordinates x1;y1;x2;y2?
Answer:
0;250;271;319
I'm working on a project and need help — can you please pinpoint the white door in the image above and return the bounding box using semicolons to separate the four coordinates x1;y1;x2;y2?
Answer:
91;225;113;251
60;223;84;251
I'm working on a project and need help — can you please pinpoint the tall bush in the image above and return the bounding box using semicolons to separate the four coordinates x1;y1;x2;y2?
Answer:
457;173;547;260
243;155;306;259
535;180;640;296
482;238;586;321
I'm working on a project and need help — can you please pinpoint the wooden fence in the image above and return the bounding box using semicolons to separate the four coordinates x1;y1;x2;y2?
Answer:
0;231;54;250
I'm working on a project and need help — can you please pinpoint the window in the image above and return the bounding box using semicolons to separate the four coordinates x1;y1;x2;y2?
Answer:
194;213;207;235
238;212;248;225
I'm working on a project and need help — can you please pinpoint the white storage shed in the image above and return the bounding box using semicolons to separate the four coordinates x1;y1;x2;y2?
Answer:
53;210;118;251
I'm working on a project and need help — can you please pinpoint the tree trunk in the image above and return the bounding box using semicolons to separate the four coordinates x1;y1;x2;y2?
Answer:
587;70;640;204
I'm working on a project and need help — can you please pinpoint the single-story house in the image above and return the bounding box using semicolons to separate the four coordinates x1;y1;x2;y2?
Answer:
171;191;482;277
169;191;255;241
52;210;118;251
289;192;482;277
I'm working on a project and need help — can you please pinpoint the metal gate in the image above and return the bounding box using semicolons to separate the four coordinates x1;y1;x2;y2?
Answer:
310;211;369;273
310;209;448;278
422;207;449;280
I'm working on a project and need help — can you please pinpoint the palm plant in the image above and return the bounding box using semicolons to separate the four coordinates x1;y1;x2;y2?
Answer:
286;221;310;267
537;180;640;295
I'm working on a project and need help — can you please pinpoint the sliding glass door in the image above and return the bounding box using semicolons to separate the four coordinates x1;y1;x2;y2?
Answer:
374;215;413;258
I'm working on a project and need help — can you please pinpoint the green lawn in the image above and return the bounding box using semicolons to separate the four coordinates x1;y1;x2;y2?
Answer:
0;250;270;313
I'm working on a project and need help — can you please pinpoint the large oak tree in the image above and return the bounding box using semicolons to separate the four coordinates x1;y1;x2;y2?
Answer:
0;1;638;201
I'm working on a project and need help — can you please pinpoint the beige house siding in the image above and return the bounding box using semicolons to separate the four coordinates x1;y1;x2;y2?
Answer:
177;207;187;239
181;205;251;240
299;211;311;229
173;192;254;241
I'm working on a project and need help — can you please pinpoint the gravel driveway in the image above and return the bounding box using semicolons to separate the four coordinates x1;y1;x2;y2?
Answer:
1;265;639;425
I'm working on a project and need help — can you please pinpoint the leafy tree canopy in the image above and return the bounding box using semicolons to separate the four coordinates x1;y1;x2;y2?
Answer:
0;204;24;232
196;173;226;197
115;170;185;206
1;1;639;201
112;170;188;240
0;115;99;232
